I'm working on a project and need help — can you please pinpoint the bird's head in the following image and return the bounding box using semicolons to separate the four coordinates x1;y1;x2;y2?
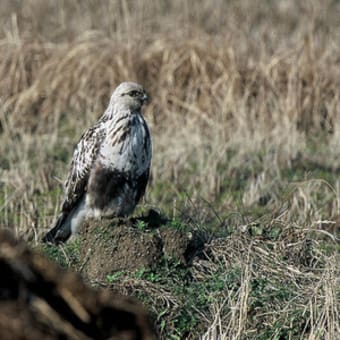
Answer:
110;82;149;112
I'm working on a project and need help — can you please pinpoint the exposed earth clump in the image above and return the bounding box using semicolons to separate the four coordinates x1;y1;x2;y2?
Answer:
79;210;206;282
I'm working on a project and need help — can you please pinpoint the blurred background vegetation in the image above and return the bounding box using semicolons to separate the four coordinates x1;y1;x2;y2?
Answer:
0;1;339;338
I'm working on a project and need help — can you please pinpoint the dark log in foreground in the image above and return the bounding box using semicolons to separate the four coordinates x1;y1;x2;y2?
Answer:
0;229;156;340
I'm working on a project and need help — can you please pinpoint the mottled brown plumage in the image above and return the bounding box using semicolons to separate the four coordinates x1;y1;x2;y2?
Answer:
43;82;152;244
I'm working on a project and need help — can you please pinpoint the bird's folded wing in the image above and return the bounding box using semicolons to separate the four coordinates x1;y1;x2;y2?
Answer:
135;168;150;205
62;125;105;212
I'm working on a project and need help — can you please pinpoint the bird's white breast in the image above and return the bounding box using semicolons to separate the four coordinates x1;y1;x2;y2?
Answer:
99;114;151;176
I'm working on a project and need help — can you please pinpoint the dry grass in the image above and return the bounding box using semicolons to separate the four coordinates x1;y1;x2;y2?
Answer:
0;0;339;338
198;229;339;339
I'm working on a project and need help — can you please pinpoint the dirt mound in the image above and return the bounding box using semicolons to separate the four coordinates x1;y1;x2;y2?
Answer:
0;229;155;340
79;210;205;282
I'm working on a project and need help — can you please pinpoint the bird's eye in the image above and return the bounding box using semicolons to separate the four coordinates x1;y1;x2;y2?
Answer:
128;90;137;97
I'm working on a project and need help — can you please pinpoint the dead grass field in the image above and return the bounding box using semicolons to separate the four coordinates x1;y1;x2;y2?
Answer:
0;0;339;339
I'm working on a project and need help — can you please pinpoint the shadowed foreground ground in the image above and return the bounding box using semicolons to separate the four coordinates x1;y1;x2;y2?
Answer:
0;229;156;340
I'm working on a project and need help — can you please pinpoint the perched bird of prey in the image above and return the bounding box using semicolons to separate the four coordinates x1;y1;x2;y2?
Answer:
43;82;152;244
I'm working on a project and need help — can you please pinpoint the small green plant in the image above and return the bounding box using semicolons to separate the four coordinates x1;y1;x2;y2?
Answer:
106;271;124;284
147;271;162;283
134;267;147;279
166;219;187;231
134;267;162;283
136;220;147;231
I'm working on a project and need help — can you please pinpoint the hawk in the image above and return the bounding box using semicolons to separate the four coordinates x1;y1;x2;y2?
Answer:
43;82;152;244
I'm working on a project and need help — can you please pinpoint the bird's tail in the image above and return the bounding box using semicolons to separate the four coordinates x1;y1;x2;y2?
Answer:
42;212;72;244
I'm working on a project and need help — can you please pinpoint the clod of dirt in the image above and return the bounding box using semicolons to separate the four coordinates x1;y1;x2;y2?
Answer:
159;228;191;264
0;229;156;340
130;209;168;229
79;211;205;282
80;221;164;280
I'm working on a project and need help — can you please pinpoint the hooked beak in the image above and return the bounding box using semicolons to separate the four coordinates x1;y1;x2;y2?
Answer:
142;92;149;104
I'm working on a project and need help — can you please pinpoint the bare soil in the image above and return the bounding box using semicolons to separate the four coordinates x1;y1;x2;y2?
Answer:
79;210;205;281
